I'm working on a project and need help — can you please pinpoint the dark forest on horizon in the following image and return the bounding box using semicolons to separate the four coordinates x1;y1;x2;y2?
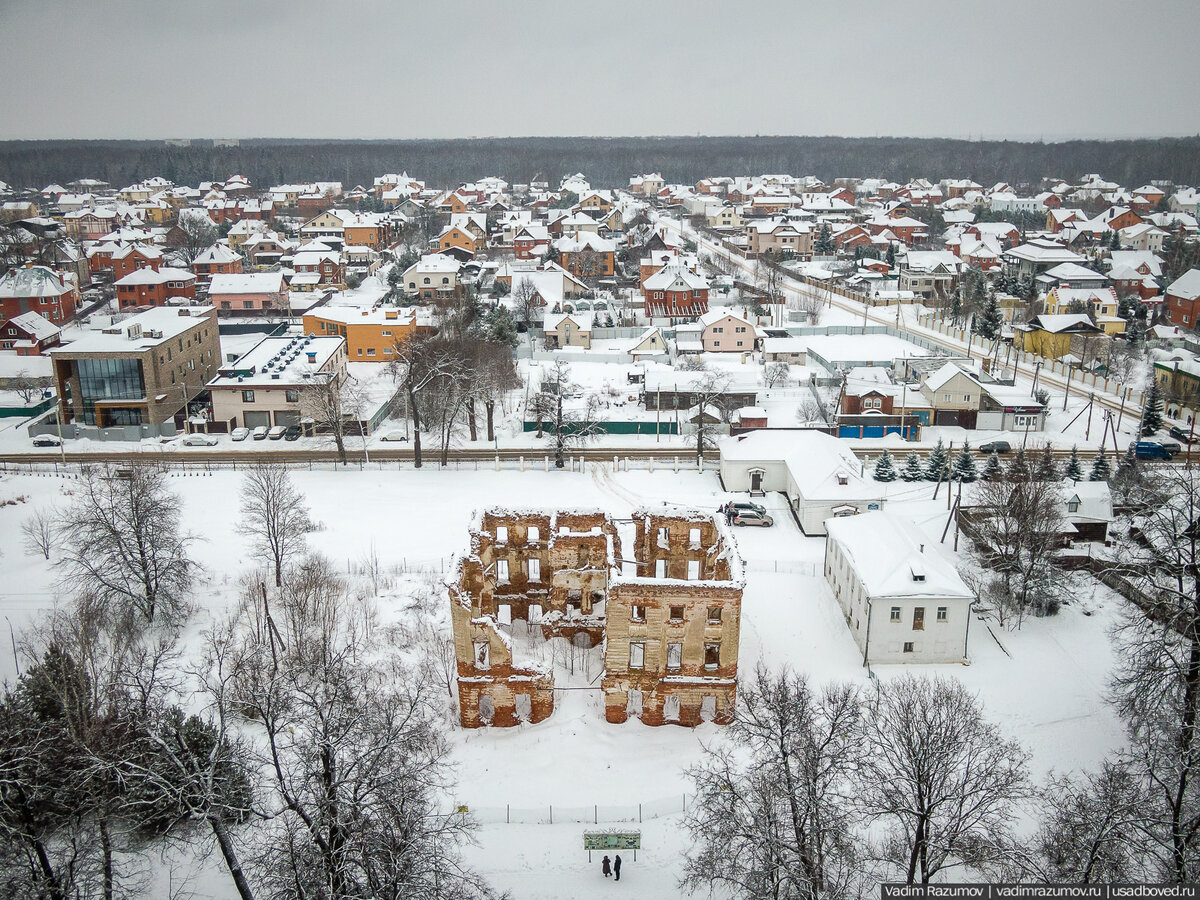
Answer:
1;135;1198;191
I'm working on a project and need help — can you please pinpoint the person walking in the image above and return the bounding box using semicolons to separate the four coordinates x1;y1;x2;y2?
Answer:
613;854;622;881
601;855;611;878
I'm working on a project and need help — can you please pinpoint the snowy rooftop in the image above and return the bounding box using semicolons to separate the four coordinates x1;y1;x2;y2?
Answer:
51;306;214;355
209;334;344;389
826;510;973;601
209;271;285;294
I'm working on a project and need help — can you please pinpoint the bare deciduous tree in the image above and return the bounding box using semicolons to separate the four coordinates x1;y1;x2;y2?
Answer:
512;276;538;329
859;674;1029;885
55;464;194;625
300;371;366;466
239;464;312;587
959;474;1074;628
21;506;56;559
690;369;732;465
222;557;494;900
541;359;602;468
172;211;220;265
763;360;792;388
1109;467;1200;881
12;369;42;405
682;666;868;900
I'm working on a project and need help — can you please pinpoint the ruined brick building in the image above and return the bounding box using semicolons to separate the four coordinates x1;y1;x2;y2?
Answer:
448;508;744;728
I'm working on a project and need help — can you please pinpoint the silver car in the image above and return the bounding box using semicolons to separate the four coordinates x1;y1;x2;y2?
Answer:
732;509;774;527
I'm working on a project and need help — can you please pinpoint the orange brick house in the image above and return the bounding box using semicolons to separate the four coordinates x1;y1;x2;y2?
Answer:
555;232;615;280
302;306;426;361
191;243;243;285
111;243;163;280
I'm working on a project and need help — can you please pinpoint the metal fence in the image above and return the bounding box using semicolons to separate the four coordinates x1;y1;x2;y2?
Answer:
460;794;689;826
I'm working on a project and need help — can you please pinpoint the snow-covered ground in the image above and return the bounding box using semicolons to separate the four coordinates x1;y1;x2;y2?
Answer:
0;465;1125;899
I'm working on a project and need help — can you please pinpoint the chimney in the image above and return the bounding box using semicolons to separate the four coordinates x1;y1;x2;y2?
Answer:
919;543;925;553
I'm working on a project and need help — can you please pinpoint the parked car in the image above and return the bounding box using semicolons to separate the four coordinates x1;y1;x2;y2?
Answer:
252;426;269;441
283;424;302;441
379;431;409;442
1132;440;1175;460
729;501;766;515
231;427;250;442
32;434;62;447
267;425;287;441
978;440;1012;454
732;509;774;527
180;433;218;447
1158;438;1183;456
1169;425;1195;444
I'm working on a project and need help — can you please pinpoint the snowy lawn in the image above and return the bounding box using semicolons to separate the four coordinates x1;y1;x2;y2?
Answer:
0;465;1125;898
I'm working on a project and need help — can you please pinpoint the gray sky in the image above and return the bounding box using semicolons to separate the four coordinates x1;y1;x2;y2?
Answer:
2;0;1197;141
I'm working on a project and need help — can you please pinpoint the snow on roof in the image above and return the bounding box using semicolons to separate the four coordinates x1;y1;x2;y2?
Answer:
193;243;241;265
209;272;285;295
0;266;73;298
543;310;595;333
643;260;709;292
1107;251;1163;277
826;511;973;601
1027;313;1102;333
6;310;60;340
52;306;214;355
114;266;195;286
1168;269;1200;302
209;334;344;389
308;305;417;327
1041;262;1106;281
719;430;883;502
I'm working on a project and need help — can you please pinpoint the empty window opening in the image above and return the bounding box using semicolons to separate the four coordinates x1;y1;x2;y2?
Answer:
629;642;645;669
667;642;682;670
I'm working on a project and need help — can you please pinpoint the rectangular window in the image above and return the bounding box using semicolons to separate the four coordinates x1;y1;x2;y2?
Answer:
936;606;948;622
285;390;299;403
242;390;255;403
527;558;540;581
496;559;509;584
629;642;645;669
903;642;914;653
667;642;682;670
688;527;701;545
366;348;376;356
495;526;508;544
890;607;901;622
669;605;684;622
527;525;540;542
707;606;722;624
631;604;646;622
704;643;720;670
687;560;701;580
913;607;925;630
655;559;666;579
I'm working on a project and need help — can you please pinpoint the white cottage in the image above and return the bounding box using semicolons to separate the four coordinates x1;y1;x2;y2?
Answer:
825;511;974;665
718;430;887;535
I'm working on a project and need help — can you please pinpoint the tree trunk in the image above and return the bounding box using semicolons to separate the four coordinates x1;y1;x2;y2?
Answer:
466;398;478;442
554;396;565;469
486;400;496;442
100;815;114;900
333;426;347;465
408;381;423;468
209;817;257;900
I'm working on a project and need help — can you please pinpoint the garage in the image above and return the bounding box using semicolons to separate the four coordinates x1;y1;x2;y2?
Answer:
244;411;271;429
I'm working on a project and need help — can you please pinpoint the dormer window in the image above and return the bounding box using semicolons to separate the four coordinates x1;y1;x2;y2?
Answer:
836;473;849;486
1067;497;1080;513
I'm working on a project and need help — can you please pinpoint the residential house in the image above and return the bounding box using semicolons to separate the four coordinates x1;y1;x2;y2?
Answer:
1035;262;1108;292
403;253;461;300
542;311;594;349
643;260;710;320
111;243;163;281
208;334;347;431
1119;222;1167;253
1004;239;1084;278
745;217;813;258
0;310;60;355
1043;287;1124;335
825;511;973;665
899;251;961;300
719;430;888;535
1164;270;1200;329
513;225;551;260
208;271;288;316
191;243;243;286
290;247;345;291
0;265;79;324
698;310;758;353
50;306;220;427
1013;313;1106;362
555;232;616;280
114;267;197;309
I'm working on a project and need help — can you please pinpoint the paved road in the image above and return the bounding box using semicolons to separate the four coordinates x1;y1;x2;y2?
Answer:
661;215;1142;421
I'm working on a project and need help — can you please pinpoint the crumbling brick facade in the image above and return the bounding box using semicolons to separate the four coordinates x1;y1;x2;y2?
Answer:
449;508;744;729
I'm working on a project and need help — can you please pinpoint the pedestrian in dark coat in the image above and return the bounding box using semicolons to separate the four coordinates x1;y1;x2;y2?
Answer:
601;855;611;878
614;854;622;881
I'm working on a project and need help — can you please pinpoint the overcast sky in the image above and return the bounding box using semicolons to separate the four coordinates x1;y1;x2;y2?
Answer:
2;0;1197;141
